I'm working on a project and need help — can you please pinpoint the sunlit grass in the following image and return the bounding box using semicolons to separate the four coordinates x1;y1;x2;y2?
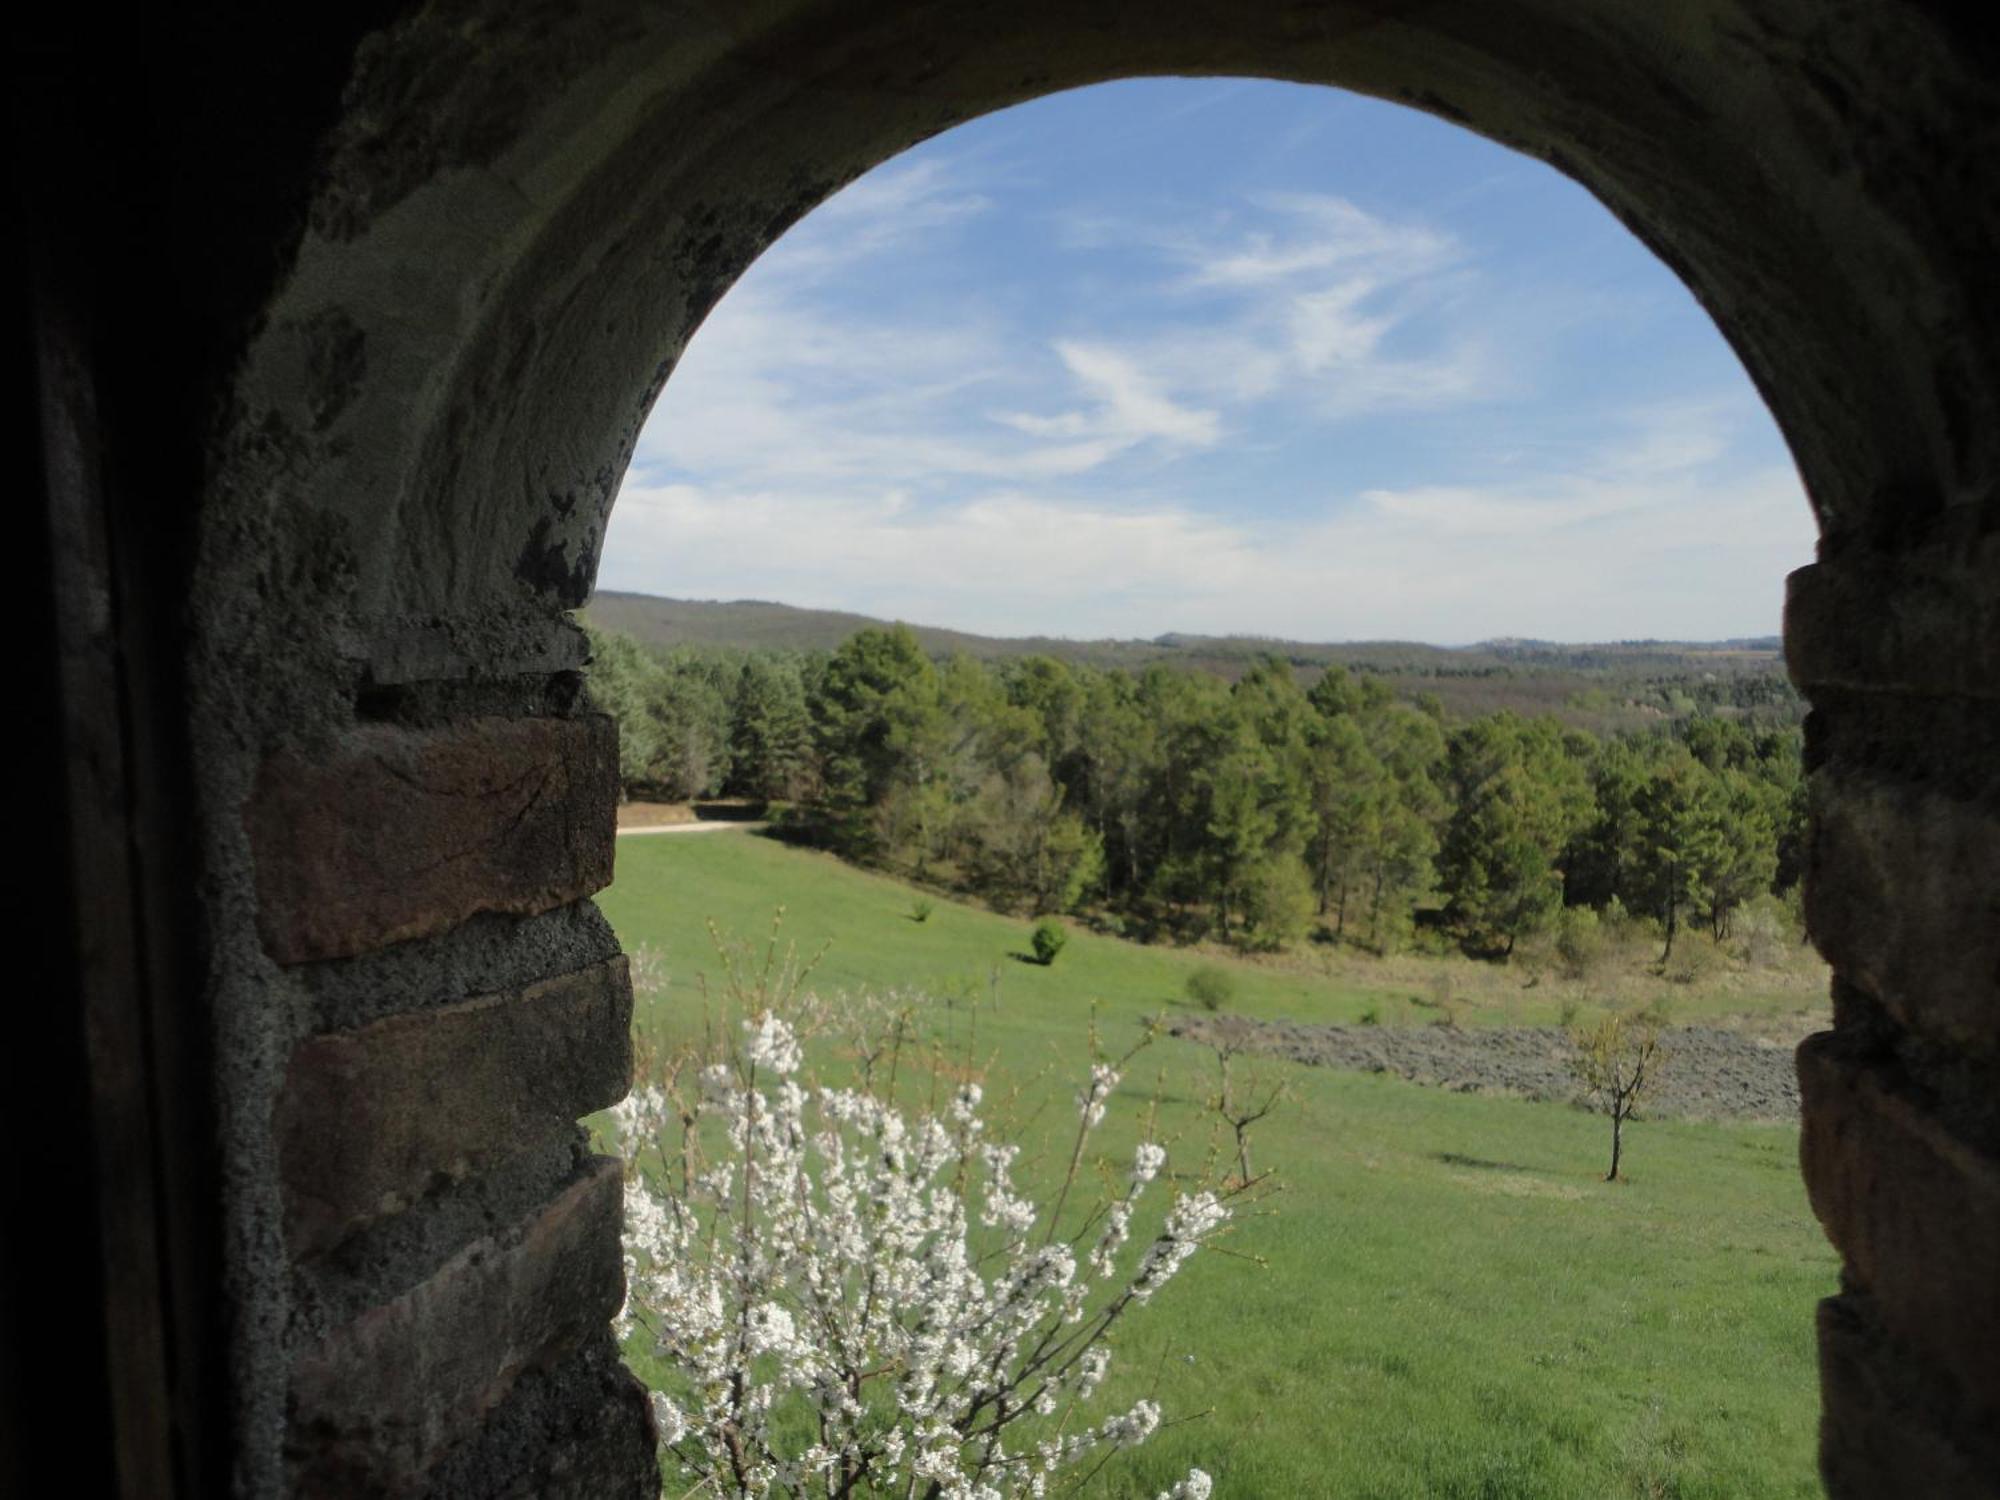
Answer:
598;832;1833;1498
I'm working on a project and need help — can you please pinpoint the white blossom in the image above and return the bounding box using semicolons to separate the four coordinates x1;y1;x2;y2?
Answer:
1132;1141;1167;1185
1101;1398;1162;1448
1076;1346;1111;1399
1133;1190;1229;1301
613;1018;1232;1499
745;1013;804;1075
609;1084;666;1148
648;1391;687;1446
1077;1063;1120;1129
950;1081;984;1126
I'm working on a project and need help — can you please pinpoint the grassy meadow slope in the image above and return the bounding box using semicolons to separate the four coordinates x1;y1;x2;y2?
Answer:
597;830;1835;1499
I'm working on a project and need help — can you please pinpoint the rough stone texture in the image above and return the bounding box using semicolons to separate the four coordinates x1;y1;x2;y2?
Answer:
277;957;632;1259
1798;1033;2000;1425
247;715;617;963
287;1156;625;1497
341;610;593;692
291;1136;591;1344
299;902;624;1035
1803;766;2000;1055
415;1336;657;1500
1817;1294;2000;1500
1786;507;1999;700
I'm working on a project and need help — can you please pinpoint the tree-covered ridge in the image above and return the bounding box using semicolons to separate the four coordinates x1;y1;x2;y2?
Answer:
588;591;1802;736
582;622;1804;960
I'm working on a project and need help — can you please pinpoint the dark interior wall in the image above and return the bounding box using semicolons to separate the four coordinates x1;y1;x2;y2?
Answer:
14;10;411;1493
16;3;1997;1496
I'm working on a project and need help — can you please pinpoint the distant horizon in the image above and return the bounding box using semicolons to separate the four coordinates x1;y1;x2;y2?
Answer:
602;79;1815;641
589;587;1785;655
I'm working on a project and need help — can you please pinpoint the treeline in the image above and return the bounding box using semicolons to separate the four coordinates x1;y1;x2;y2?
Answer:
585;623;1805;959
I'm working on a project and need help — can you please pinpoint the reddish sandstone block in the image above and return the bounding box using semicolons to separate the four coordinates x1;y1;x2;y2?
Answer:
288;1156;626;1496
1798;1035;2000;1416
278;957;633;1258
248;714;618;964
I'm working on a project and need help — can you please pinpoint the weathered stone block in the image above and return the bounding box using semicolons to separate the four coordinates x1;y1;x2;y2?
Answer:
288;1156;625;1497
1803;764;2000;1053
1798;1035;2000;1417
278;957;633;1258
414;1337;657;1500
248;714;617;963
1786;510;1999;699
1816;1295;2000;1500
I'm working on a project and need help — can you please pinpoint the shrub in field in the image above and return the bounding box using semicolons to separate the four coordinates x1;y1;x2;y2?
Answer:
1427;973;1463;1029
1184;965;1234;1012
910;897;934;924
1597;896;1649;961
1731;892;1790;967
1554;906;1607;982
612;1007;1233;1499
1031;917;1068;966
1407;924;1457;959
1507;924;1556;981
1661;929;1723;985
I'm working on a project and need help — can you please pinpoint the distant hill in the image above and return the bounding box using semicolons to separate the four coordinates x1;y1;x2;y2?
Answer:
586;592;1040;660
582;591;1795;733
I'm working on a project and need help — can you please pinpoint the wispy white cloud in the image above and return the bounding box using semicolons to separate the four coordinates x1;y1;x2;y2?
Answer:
642;287;1217;488
1056;193;1506;421
1356;399;1770;538
601;414;1815;643
604;103;1816;643
995;342;1221;451
643;179;1498;500
1180;192;1461;288
757;159;992;277
638;180;1231;492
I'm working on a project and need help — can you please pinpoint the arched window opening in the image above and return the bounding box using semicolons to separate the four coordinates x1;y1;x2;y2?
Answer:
586;79;1833;1498
116;6;1989;1494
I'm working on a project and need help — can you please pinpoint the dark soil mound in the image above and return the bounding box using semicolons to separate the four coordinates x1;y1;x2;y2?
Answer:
1167;1015;1799;1121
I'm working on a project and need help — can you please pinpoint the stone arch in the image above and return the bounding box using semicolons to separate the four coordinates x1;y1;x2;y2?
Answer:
24;3;1994;1497
205;4;1995;641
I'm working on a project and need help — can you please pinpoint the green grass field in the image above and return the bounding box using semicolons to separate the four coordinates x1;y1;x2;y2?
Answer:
598;830;1835;1498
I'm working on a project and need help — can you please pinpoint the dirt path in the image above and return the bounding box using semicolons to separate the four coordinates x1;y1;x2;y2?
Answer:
1168;1014;1801;1121
617;820;769;838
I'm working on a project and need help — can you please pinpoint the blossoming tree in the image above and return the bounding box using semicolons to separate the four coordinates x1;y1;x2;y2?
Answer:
612;998;1238;1499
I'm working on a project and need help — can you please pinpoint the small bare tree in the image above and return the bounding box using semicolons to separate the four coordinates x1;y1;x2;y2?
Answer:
1202;1022;1287;1187
1567;1011;1667;1181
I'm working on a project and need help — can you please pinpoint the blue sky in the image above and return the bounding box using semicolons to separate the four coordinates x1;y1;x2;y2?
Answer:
599;79;1816;644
